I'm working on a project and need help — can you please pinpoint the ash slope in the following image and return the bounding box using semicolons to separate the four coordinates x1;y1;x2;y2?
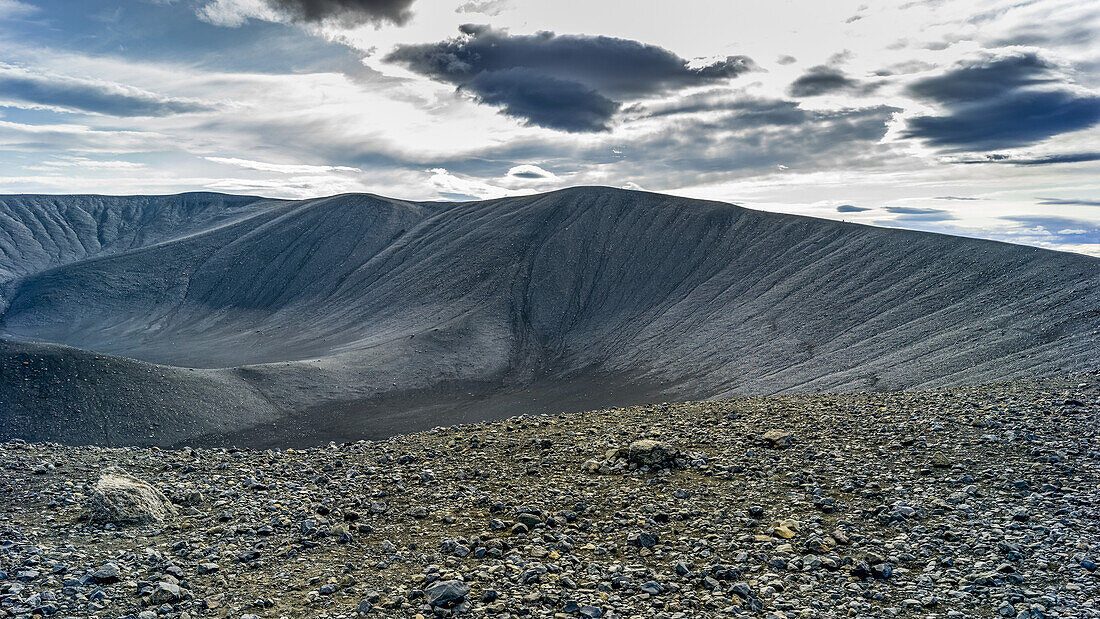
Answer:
0;187;1098;446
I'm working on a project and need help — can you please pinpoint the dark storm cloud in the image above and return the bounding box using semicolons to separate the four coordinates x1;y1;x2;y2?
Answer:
0;72;214;117
1037;198;1100;207
263;0;415;25
836;204;870;212
787;65;877;97
384;25;756;132
463;69;619;132
901;53;1100;151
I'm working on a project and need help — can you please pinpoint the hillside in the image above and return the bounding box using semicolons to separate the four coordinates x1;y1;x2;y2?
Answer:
1;187;1098;446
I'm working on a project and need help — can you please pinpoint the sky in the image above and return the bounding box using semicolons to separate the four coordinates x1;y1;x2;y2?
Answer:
0;0;1098;255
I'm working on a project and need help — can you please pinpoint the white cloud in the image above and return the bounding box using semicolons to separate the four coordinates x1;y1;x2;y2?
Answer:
429;168;534;199
0;0;36;19
196;0;282;27
35;157;146;170
505;164;557;181
0;120;167;153
205;156;360;174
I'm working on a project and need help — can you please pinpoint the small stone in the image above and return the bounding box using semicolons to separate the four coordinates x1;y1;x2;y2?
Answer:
870;563;894;579
92;562;121;583
731;582;752;599
149;582;181;604
627;531;659;548
850;562;872;579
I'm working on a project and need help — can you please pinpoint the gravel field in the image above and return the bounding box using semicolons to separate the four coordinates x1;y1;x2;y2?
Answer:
2;375;1098;618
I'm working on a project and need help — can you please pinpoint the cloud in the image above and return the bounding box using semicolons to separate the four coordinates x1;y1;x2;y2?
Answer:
384;25;756;132
266;0;414;24
455;0;509;15
901;52;1100;151
0;65;215;117
885;206;946;214
787;65;876;97
951;152;1100;166
836;204;870;212
602;104;899;185
199;0;414;27
1037;197;1100;207
0;0;36;18
35;156;145;170
638;93;810;125
460;68;620;132
873;60;935;76
506;164;556;180
0;120;165;153
205;156;360;174
776;55;797;66
1003;215;1100;244
883;206;956;222
429;167;515;200
934;196;980;201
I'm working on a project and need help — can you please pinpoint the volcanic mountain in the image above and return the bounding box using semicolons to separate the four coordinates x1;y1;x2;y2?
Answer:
1;187;1097;447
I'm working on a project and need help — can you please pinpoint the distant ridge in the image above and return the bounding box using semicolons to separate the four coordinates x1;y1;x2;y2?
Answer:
1;187;1098;446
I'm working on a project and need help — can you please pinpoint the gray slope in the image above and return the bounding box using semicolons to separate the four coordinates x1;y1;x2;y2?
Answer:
1;187;1097;446
0;192;280;310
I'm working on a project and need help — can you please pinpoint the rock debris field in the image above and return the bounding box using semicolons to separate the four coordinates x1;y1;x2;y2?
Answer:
1;376;1098;619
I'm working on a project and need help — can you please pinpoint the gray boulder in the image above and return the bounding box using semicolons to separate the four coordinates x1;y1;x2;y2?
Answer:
86;473;177;525
626;440;679;466
424;579;470;605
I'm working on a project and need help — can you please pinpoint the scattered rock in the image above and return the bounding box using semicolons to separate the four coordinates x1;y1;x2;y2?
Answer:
0;376;1096;619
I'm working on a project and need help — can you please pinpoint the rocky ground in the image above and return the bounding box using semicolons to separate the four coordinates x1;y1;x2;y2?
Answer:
1;375;1098;619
